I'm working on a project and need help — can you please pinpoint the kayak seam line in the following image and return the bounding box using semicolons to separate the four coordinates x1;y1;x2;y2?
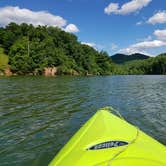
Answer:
107;126;139;166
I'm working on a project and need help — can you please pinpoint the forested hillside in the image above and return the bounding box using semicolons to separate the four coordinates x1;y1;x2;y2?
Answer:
0;23;165;75
0;23;113;75
113;54;166;75
111;53;149;64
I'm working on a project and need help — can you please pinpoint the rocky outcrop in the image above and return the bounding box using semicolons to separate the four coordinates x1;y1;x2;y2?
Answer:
4;67;12;76
43;67;57;76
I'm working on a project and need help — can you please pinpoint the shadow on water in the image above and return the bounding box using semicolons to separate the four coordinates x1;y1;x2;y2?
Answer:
0;75;166;165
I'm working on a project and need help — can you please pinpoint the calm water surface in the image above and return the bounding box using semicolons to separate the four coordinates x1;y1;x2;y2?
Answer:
0;76;166;165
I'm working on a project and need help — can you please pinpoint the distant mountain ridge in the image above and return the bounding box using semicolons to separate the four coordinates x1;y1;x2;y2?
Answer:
111;53;150;64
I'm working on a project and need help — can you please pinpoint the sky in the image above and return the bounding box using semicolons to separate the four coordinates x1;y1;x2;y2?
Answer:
0;0;166;56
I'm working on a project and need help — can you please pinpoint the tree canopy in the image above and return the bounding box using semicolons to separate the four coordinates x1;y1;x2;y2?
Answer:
0;23;113;75
0;23;165;75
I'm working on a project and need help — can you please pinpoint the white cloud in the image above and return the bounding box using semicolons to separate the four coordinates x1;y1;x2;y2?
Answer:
119;47;146;55
64;24;79;33
136;21;143;25
104;3;119;15
0;6;66;27
147;11;166;24
104;0;151;15
0;6;79;33
111;43;118;50
119;40;166;56
131;40;166;49
154;29;166;41
81;42;96;47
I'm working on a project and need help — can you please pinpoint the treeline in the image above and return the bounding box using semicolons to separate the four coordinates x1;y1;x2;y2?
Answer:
0;23;113;75
113;54;166;75
0;23;165;76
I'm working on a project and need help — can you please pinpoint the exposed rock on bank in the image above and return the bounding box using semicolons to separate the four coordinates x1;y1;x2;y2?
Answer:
43;67;57;76
4;67;12;76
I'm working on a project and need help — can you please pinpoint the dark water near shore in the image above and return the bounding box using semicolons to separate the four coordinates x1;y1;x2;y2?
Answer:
0;75;166;165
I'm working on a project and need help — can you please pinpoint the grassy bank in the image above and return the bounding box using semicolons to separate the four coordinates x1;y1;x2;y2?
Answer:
0;47;8;75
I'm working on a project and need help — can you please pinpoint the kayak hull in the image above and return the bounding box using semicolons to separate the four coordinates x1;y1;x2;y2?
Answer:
49;108;166;166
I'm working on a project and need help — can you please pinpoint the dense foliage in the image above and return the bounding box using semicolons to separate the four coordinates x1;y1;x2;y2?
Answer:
113;54;166;75
0;47;8;72
0;23;113;75
0;23;165;75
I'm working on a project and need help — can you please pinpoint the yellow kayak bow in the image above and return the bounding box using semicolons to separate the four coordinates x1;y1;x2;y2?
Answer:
49;107;166;166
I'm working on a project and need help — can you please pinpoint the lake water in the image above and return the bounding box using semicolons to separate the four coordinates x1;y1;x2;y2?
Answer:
0;75;166;165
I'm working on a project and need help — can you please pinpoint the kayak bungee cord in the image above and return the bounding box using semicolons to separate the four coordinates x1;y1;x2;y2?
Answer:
99;107;140;166
102;106;125;120
107;127;139;166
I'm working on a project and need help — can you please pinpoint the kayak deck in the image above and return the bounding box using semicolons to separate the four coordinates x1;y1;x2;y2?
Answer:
49;108;166;166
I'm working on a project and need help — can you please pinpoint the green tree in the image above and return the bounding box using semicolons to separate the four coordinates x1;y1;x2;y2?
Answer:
0;47;8;72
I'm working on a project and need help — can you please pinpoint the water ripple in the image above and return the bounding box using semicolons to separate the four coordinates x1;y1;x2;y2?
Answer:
0;75;166;166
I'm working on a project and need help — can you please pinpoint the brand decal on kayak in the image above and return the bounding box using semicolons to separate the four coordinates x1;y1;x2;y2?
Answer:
87;141;128;150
